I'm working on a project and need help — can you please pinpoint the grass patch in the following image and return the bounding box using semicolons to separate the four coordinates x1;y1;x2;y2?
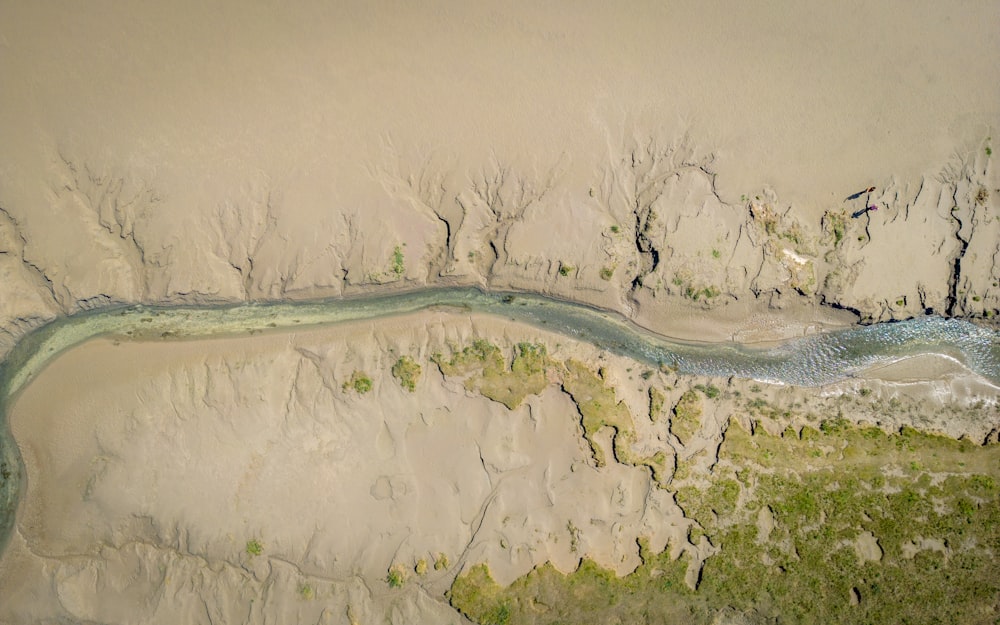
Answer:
451;554;694;624
671;390;702;444
343;370;373;394
694;383;721;399
387;563;407;588
392;245;405;276
561;360;635;467
391;355;421;392
433;341;550;409
245;539;263;556
435;553;450;571
648;386;666;420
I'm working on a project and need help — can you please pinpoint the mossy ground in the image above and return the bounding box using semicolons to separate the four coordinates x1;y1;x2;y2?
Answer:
432;340;550;410
432;341;670;483
451;417;1000;624
343;370;372;394
670;390;702;444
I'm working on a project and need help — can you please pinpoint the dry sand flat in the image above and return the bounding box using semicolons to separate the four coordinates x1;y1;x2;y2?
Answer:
0;1;999;623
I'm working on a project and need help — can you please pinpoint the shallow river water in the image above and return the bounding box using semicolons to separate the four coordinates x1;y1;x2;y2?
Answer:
1;287;999;550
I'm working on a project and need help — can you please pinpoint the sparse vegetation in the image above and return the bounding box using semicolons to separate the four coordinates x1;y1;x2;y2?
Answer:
610;224;620;233
694;383;720;399
599;266;614;281
975;186;989;206
245;539;263;556
683;284;720;301
387;563;407;588
416;558;428;575
671;390;702;444
298;584;314;600
392;245;405;276
343;370;373;394
558;262;574;277
391;355;421;392
434;553;450;571
648;386;666;420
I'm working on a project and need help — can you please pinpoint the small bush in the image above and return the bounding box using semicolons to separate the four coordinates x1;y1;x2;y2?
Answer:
695;383;721;399
387;564;407;588
246;539;263;556
392;245;405;276
344;371;373;394
391;356;422;392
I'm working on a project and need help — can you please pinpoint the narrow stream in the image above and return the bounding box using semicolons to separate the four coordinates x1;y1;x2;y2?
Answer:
1;286;999;551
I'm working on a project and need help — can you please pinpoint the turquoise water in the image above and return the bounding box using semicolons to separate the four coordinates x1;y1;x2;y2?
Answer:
1;286;998;552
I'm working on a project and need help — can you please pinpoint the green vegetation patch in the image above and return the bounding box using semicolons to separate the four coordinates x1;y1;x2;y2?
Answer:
671;390;703;444
648;386;666;421
245;539;263;556
391;355;422;392
343;370;373;394
432;341;551;409
824;209;847;246
435;552;450;571
562;360;670;484
387;563;407;588
432;341;672;483
392;245;405;276
451;418;1000;624
451;550;695;624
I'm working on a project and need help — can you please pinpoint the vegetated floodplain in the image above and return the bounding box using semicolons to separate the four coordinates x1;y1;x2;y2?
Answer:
450;415;1000;625
431;340;671;484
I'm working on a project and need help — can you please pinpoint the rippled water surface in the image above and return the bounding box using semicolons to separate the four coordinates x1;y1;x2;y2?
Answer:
1;287;999;550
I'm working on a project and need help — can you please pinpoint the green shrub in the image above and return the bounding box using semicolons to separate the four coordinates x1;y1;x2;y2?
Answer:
391;356;421;392
245;539;263;556
343;371;373;394
392;245;405;276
